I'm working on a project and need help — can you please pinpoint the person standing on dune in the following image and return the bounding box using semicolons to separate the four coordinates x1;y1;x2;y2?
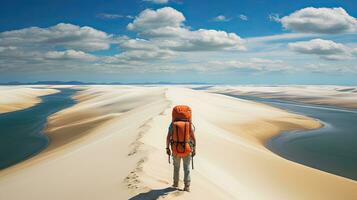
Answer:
166;105;196;192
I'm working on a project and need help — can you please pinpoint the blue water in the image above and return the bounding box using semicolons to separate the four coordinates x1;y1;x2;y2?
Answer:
224;94;357;181
0;89;77;169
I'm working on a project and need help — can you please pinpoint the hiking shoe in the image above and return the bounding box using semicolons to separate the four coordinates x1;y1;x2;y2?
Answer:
183;186;190;192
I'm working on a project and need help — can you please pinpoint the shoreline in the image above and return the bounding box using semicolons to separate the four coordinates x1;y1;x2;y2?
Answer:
0;86;60;114
218;92;325;145
256;98;357;181
0;88;78;170
204;85;357;109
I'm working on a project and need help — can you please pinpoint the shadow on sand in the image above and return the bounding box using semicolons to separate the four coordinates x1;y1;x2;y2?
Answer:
129;187;178;200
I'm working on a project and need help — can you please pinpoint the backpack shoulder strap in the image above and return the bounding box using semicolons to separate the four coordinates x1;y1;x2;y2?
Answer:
168;122;174;136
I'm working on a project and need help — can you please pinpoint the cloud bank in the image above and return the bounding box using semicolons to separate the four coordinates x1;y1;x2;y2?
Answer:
0;23;111;51
0;6;356;78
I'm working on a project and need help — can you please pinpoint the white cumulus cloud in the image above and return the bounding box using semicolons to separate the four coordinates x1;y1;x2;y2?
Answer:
280;7;357;34
44;50;97;61
143;0;169;4
213;15;230;22
96;13;124;19
126;7;245;51
288;38;357;60
170;29;245;51
103;49;175;65
268;13;280;22
0;23;112;51
208;58;288;71
239;14;248;21
127;7;185;36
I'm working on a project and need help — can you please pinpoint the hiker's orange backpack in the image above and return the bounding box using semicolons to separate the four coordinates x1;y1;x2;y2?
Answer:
170;105;192;157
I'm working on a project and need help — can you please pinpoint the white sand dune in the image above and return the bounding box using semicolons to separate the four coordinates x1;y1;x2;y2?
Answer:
0;86;356;200
204;85;357;109
0;86;59;113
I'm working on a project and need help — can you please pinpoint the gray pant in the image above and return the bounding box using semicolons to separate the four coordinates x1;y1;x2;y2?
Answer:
173;155;191;186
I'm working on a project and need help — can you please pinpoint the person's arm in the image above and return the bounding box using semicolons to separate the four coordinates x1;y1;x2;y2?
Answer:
190;131;196;147
190;124;196;156
166;124;172;155
166;131;171;149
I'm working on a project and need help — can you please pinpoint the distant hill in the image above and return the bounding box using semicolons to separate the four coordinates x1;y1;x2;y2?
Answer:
0;81;209;85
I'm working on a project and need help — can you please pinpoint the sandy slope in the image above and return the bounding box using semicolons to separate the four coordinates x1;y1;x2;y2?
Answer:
0;86;356;200
0;86;59;113
204;85;357;109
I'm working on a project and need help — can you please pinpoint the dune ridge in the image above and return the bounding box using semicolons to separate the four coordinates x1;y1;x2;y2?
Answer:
0;86;356;200
204;85;357;109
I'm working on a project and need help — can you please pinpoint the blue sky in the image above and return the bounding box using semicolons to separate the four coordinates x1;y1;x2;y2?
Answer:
0;0;356;84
